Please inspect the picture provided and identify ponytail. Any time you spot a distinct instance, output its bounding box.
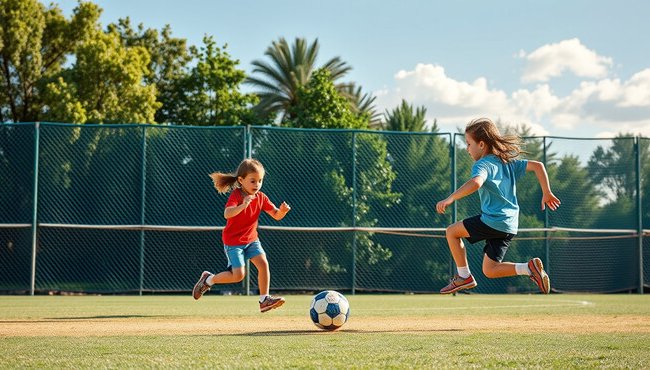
[209,172,239,194]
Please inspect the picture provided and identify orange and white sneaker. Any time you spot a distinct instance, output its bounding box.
[440,274,477,294]
[528,258,550,294]
[259,295,285,313]
[192,271,211,300]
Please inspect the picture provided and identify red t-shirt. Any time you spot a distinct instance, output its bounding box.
[222,189,276,246]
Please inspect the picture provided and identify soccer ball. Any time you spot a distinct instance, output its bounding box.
[309,290,350,331]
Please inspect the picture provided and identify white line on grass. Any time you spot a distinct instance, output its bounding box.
[284,300,593,313]
[351,300,594,312]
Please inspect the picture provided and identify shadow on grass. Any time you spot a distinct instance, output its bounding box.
[230,328,464,336]
[3,314,167,322]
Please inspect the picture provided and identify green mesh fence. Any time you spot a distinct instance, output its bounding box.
[0,124,35,292]
[0,123,647,294]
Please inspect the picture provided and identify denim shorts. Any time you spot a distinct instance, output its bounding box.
[223,240,265,269]
[463,215,515,262]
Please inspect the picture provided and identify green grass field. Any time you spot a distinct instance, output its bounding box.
[1,294,649,368]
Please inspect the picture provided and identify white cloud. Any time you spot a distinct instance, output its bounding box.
[547,69,650,133]
[619,69,650,107]
[373,62,650,138]
[375,63,549,135]
[520,38,613,83]
[392,64,509,108]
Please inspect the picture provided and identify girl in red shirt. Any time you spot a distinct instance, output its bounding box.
[192,158,291,313]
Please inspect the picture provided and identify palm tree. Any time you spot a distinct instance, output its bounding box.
[246,37,351,122]
[382,100,431,132]
[339,83,381,128]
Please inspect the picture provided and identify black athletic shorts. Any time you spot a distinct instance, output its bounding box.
[462,215,515,262]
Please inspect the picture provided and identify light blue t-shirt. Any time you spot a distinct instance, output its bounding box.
[470,154,528,234]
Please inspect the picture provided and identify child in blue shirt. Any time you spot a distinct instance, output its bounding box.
[436,118,561,294]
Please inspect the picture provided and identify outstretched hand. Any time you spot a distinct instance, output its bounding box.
[436,197,454,214]
[279,201,291,213]
[242,194,255,207]
[542,192,561,211]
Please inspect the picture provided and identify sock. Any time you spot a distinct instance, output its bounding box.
[205,274,215,286]
[515,263,531,276]
[259,294,269,303]
[457,266,471,279]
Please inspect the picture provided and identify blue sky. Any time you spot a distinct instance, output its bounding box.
[58,0,650,137]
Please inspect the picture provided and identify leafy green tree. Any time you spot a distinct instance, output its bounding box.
[642,138,650,228]
[588,135,649,228]
[382,99,428,132]
[530,155,600,238]
[160,36,257,126]
[339,83,381,128]
[511,127,555,227]
[256,69,399,275]
[381,100,448,228]
[589,135,647,200]
[42,28,159,123]
[246,37,351,122]
[379,100,452,288]
[0,0,99,122]
[107,18,192,124]
[287,69,367,129]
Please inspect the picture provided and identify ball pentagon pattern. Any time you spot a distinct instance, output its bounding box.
[309,290,350,331]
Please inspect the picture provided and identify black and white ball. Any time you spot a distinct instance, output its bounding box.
[309,290,350,331]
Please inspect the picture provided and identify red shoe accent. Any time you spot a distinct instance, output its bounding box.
[440,274,477,294]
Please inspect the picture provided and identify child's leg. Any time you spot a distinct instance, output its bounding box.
[445,221,471,271]
[440,221,478,294]
[194,267,245,301]
[250,254,270,296]
[481,254,517,278]
[250,253,285,312]
[207,267,246,285]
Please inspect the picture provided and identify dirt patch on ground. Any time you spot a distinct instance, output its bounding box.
[1,314,648,337]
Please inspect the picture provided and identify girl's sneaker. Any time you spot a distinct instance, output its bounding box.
[192,271,211,300]
[259,295,285,312]
[440,274,477,294]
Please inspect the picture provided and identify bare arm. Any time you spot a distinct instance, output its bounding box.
[266,201,291,221]
[436,176,484,214]
[526,160,561,211]
[224,195,255,219]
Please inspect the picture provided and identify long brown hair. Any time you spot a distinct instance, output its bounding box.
[209,158,265,194]
[465,118,523,162]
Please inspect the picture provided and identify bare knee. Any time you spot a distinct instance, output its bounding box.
[231,268,246,282]
[482,266,499,279]
[445,222,467,239]
[251,254,269,272]
[482,259,499,279]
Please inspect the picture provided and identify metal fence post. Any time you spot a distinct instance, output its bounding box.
[30,122,41,296]
[636,137,644,294]
[543,137,550,275]
[351,131,357,295]
[138,125,147,295]
[450,134,457,277]
[245,125,251,296]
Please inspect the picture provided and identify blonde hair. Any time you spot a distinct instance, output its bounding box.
[209,158,265,194]
[465,118,523,162]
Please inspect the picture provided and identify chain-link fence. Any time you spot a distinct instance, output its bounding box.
[0,123,647,294]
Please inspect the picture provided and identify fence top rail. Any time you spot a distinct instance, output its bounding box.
[3,122,648,140]
[0,122,248,130]
[523,227,639,234]
[452,132,647,141]
[21,223,642,234]
[251,125,453,137]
